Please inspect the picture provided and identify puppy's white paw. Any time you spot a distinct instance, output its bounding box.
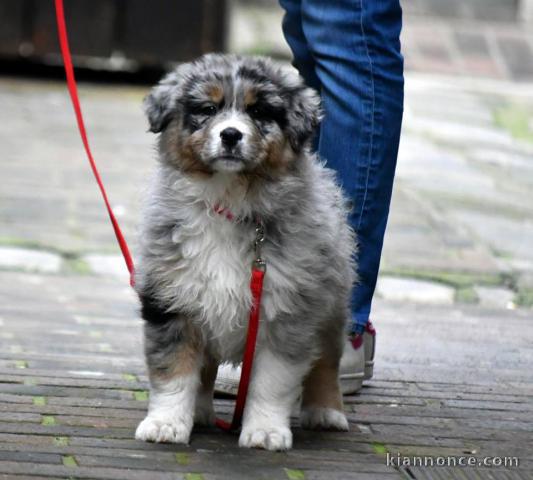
[135,415,191,444]
[239,424,292,451]
[300,407,349,431]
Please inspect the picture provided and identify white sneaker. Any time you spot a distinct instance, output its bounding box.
[339,334,365,394]
[340,321,376,394]
[214,321,376,397]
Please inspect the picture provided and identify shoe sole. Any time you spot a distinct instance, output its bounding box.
[339,371,364,395]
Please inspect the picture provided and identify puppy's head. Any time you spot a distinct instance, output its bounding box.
[144,54,321,176]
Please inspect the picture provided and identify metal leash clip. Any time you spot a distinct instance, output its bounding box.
[253,222,267,272]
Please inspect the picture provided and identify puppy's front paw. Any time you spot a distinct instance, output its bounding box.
[300,407,349,431]
[239,424,292,451]
[135,415,192,444]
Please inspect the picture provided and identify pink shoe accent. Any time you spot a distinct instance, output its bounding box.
[350,334,363,349]
[365,321,376,336]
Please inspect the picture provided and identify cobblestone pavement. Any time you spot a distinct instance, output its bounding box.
[0,45,533,478]
[0,270,531,479]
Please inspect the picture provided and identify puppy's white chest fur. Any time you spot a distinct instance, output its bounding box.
[167,193,260,359]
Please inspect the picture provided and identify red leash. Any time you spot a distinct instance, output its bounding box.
[54,0,135,286]
[54,0,265,432]
[216,265,265,431]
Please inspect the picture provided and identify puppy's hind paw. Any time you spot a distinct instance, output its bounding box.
[135,415,191,444]
[300,407,349,431]
[239,425,292,451]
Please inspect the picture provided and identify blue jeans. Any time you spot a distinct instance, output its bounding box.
[279,0,404,333]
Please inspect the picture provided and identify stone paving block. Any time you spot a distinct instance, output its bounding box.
[0,402,144,420]
[0,411,42,423]
[0,421,134,440]
[448,209,533,262]
[517,271,533,290]
[375,276,455,304]
[405,114,514,148]
[0,247,62,273]
[454,31,502,77]
[474,285,515,309]
[455,31,491,57]
[351,394,427,408]
[403,0,518,22]
[83,253,131,281]
[497,36,533,80]
[0,451,61,465]
[0,372,147,391]
[417,36,453,63]
[0,383,138,401]
[4,362,144,382]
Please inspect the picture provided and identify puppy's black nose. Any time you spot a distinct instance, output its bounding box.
[220,127,243,147]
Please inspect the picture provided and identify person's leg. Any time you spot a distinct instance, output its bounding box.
[279,0,321,92]
[300,0,404,334]
[214,0,403,397]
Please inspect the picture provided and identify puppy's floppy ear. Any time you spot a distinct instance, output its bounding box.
[143,84,174,133]
[286,86,322,152]
[143,64,191,133]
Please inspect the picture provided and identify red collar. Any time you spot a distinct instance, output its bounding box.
[213,203,263,227]
[213,203,236,221]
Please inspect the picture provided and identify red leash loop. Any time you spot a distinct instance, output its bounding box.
[55,1,265,432]
[54,0,135,286]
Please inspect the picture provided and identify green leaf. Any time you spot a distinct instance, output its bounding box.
[53,436,70,447]
[175,452,190,465]
[14,360,28,369]
[122,373,138,382]
[133,390,149,401]
[42,415,56,426]
[494,104,533,142]
[184,474,205,480]
[62,455,78,467]
[285,469,305,480]
[33,396,46,406]
[372,442,388,455]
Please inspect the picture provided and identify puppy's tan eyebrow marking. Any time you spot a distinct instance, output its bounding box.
[244,88,257,108]
[205,84,224,104]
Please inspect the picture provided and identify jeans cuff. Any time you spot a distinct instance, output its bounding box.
[350,317,369,335]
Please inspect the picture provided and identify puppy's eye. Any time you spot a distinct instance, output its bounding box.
[247,103,286,128]
[200,105,217,116]
[247,105,262,118]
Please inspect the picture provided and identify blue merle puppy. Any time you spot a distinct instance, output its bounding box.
[134,54,356,451]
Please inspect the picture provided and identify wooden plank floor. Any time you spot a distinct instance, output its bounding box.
[0,271,532,480]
